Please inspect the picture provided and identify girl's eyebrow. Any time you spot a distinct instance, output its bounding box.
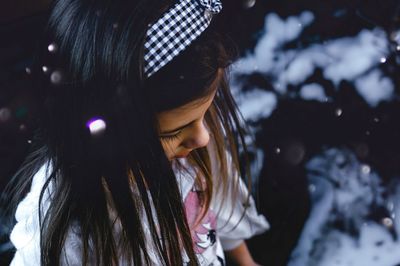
[160,121,194,135]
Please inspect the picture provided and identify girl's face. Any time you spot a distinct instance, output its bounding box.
[157,91,216,160]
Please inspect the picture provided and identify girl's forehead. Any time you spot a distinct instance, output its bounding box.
[173,90,216,113]
[182,91,216,110]
[164,90,216,114]
[157,92,215,131]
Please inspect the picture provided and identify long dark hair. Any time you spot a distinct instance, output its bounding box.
[3,0,251,265]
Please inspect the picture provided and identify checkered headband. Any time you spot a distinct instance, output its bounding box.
[144,0,222,77]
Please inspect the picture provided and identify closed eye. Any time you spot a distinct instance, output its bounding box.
[159,131,182,142]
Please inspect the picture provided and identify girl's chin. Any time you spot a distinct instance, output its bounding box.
[169,151,191,160]
[174,154,188,159]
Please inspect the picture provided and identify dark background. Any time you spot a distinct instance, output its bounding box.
[1,0,400,265]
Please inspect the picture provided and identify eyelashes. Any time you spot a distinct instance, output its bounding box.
[160,131,181,142]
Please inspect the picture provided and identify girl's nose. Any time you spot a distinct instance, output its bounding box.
[183,122,210,150]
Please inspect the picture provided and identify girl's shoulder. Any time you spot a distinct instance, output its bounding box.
[9,162,53,265]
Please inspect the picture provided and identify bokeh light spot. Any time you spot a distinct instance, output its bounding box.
[48,43,58,53]
[86,118,107,135]
[50,70,64,85]
[0,108,11,123]
[382,217,393,228]
[335,108,343,117]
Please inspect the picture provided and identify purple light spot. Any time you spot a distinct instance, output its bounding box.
[86,118,106,135]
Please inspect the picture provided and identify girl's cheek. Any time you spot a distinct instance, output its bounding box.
[161,139,179,158]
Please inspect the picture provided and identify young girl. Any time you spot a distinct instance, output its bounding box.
[5,0,269,265]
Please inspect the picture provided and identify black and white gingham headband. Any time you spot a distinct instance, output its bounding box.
[144,0,222,77]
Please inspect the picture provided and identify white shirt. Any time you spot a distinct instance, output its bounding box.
[10,159,269,265]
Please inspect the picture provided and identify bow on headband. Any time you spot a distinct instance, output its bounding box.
[144,0,223,77]
[198,0,223,14]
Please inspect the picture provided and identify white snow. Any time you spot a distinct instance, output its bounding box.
[314,223,400,266]
[299,83,328,102]
[288,148,400,266]
[232,11,315,93]
[229,11,398,265]
[231,13,393,112]
[322,29,388,85]
[235,88,278,121]
[354,69,395,107]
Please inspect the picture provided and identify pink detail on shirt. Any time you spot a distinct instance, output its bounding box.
[184,190,217,254]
